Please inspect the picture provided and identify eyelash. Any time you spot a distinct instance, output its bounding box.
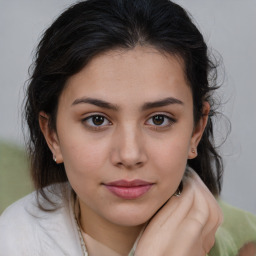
[82,113,176,131]
[82,114,112,131]
[145,114,176,130]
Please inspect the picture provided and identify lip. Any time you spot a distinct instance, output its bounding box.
[104,179,154,200]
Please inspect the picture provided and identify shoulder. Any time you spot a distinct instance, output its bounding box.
[0,184,67,227]
[0,191,39,228]
[0,191,40,255]
[209,200,256,256]
[0,183,82,255]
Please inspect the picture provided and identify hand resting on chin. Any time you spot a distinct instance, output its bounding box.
[135,169,223,256]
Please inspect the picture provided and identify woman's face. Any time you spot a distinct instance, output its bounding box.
[43,46,207,227]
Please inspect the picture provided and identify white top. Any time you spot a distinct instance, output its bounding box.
[0,184,85,256]
[2,183,256,255]
[0,183,138,256]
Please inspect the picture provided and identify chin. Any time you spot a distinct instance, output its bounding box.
[105,206,156,227]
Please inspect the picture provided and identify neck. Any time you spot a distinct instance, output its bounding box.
[78,199,144,255]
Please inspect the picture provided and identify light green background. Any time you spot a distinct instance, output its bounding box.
[0,141,33,213]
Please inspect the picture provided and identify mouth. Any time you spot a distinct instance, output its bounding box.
[103,179,154,200]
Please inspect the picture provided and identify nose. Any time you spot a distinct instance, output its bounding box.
[110,125,147,169]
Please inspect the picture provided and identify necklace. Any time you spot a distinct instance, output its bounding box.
[73,194,88,256]
[73,195,140,256]
[74,213,88,256]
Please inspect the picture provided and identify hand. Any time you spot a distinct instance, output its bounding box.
[135,169,223,256]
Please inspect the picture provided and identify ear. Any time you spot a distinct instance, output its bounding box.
[188,102,210,159]
[39,111,63,164]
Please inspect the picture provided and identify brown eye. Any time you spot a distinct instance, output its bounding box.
[146,114,176,128]
[92,115,105,126]
[152,115,165,125]
[83,114,111,128]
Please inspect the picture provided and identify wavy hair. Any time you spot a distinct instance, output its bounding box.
[25,0,223,203]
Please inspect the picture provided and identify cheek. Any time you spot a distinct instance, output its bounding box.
[151,134,191,168]
[148,132,191,186]
[59,137,110,198]
[59,133,110,177]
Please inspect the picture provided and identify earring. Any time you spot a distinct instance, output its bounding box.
[191,148,196,154]
[53,155,57,162]
[174,181,183,197]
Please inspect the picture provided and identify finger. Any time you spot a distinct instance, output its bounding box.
[184,171,211,227]
[188,169,223,252]
[145,177,197,229]
[188,169,223,230]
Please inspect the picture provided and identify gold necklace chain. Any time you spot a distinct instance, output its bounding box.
[74,214,88,256]
[73,194,88,256]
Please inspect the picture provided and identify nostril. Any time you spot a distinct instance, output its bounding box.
[135,161,143,167]
[116,162,123,167]
[115,161,143,169]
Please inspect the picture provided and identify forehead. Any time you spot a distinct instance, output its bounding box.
[61,46,192,106]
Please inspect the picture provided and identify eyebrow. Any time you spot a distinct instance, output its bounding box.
[141,97,184,111]
[72,97,119,111]
[71,96,183,111]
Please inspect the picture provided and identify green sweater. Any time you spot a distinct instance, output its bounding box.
[209,200,256,256]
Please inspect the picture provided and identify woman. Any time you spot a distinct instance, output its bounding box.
[0,0,255,255]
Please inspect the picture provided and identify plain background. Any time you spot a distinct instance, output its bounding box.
[0,0,255,213]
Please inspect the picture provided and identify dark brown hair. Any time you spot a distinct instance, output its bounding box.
[25,0,223,203]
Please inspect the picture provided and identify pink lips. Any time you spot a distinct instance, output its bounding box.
[104,179,153,200]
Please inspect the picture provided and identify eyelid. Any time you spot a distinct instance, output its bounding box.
[145,111,176,120]
[82,111,111,119]
[145,112,177,128]
[82,112,112,130]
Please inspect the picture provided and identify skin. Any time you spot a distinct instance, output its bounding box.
[239,242,256,256]
[40,46,222,255]
[135,169,222,256]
